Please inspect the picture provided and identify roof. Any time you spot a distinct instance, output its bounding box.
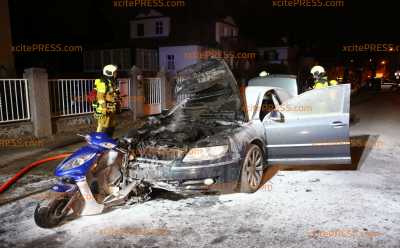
[248,75,298,97]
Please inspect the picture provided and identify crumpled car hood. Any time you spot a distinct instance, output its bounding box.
[126,59,246,158]
[174,58,246,122]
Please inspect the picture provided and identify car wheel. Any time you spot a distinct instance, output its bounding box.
[239,144,264,193]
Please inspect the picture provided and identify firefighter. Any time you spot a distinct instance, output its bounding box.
[311,65,329,89]
[310,66,340,89]
[93,64,121,137]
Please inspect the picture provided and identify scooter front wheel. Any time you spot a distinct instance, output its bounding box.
[34,197,71,228]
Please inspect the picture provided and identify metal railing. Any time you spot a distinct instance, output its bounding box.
[49,79,95,117]
[144,78,162,104]
[0,79,30,123]
[49,78,130,118]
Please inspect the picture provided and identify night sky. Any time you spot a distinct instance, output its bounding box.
[7,0,400,73]
[9,0,400,43]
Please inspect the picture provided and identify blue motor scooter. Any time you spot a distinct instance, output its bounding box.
[34,132,147,228]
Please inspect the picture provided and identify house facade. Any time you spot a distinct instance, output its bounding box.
[82,11,255,78]
[83,10,167,75]
[257,46,299,74]
[157,16,254,77]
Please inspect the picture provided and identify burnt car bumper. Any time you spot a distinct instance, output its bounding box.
[129,157,242,193]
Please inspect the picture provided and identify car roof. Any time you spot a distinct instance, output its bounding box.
[248,75,298,97]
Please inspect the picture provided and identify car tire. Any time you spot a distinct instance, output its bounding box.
[239,144,264,193]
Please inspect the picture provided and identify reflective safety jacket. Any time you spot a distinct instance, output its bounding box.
[313,81,329,89]
[92,77,121,115]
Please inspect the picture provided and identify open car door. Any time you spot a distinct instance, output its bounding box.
[263,84,351,165]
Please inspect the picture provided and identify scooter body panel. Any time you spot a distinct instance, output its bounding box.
[53,132,117,190]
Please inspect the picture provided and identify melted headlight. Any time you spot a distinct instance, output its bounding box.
[182,145,228,162]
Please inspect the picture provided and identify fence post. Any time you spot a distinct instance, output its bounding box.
[129,66,144,120]
[157,70,167,110]
[23,68,52,138]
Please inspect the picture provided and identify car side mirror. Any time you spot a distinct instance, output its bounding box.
[269,110,284,122]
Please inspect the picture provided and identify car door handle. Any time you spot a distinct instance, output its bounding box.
[330,121,346,128]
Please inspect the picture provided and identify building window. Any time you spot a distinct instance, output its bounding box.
[136,49,158,71]
[264,50,279,61]
[120,48,131,70]
[83,51,95,72]
[93,51,101,70]
[143,52,150,69]
[155,21,163,34]
[137,23,144,36]
[111,49,121,65]
[102,50,111,65]
[167,55,175,70]
[263,51,269,60]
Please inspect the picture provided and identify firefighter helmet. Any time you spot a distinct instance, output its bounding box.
[103,64,118,77]
[310,65,325,77]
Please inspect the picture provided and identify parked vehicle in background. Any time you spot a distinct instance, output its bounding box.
[368,78,382,91]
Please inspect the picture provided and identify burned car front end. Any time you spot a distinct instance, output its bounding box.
[128,131,243,193]
[125,59,255,193]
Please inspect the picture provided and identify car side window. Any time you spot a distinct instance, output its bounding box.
[260,91,277,121]
[279,85,348,116]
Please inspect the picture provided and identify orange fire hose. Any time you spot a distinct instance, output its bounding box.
[0,153,72,194]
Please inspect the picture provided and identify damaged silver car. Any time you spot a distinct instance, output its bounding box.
[33,59,352,228]
[124,58,351,194]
